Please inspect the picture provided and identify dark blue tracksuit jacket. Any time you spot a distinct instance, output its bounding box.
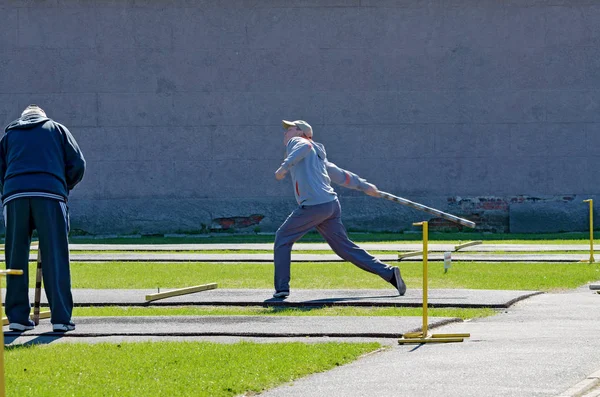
[0,115,86,203]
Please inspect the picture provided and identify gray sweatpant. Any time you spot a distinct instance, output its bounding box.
[4,197,73,325]
[274,199,394,293]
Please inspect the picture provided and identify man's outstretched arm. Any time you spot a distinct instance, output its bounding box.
[326,161,379,196]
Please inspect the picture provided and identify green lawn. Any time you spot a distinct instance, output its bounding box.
[16,261,598,292]
[5,341,381,397]
[73,305,497,320]
[6,232,596,397]
[5,249,597,255]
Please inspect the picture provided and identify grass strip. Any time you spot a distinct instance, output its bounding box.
[5,249,596,255]
[6,341,380,397]
[73,305,497,320]
[23,261,599,291]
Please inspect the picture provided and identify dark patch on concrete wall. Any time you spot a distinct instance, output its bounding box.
[211,214,265,231]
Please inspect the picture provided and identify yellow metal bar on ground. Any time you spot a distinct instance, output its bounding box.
[145,283,218,302]
[398,250,423,260]
[402,332,425,339]
[2,310,51,326]
[584,199,595,263]
[398,337,465,344]
[454,241,483,251]
[432,333,471,338]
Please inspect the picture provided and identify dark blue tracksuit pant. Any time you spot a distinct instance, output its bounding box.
[4,197,73,325]
[274,199,395,293]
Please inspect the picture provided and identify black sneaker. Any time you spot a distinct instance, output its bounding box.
[273,291,289,299]
[390,267,407,296]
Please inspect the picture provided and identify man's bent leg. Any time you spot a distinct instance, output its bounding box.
[4,199,34,324]
[274,202,335,293]
[30,198,73,325]
[315,200,394,281]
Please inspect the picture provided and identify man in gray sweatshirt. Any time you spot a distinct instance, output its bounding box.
[273,120,406,298]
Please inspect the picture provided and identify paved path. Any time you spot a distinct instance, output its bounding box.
[257,286,600,397]
[6,288,541,309]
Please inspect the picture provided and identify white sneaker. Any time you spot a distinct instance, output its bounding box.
[8,322,34,331]
[53,322,75,332]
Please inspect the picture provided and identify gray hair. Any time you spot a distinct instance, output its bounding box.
[21,105,46,117]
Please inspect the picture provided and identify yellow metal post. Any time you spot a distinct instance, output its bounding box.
[422,221,428,337]
[399,222,470,345]
[0,269,24,397]
[584,200,595,263]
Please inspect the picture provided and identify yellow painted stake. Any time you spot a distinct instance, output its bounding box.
[584,199,595,263]
[399,222,470,345]
[421,221,428,337]
[0,269,24,397]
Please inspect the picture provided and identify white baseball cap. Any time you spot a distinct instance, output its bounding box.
[282,120,313,138]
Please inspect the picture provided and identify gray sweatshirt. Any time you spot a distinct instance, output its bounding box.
[279,137,372,206]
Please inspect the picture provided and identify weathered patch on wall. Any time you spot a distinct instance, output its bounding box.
[211,214,265,230]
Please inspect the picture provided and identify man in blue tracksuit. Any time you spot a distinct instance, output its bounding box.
[1,105,86,332]
[273,120,406,298]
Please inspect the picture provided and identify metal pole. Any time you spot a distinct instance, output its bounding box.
[584,199,595,263]
[379,191,476,229]
[33,247,42,325]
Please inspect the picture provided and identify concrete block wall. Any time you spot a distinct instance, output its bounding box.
[1,0,599,234]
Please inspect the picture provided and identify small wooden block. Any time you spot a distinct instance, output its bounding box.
[0,269,23,276]
[145,283,218,302]
[2,310,50,326]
